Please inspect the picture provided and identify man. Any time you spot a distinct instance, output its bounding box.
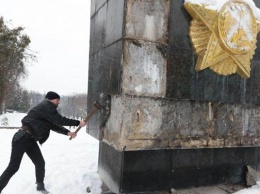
[0,91,86,194]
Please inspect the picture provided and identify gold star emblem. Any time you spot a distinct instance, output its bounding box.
[184,0,260,78]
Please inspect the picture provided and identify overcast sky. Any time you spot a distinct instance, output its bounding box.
[0,0,91,95]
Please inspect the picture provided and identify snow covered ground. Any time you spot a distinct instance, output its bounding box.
[0,112,260,194]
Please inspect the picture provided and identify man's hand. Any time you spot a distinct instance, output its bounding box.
[68,132,77,139]
[79,120,87,127]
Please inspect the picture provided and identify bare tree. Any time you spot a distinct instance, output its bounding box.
[0,17,36,113]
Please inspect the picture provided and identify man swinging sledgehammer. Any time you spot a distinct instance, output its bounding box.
[0,91,87,194]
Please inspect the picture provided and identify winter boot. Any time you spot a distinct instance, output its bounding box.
[36,182,49,194]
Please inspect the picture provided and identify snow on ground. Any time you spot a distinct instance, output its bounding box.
[233,185,260,194]
[1,112,260,194]
[0,112,26,127]
[0,112,102,194]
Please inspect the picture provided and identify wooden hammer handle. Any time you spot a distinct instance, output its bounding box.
[69,107,99,140]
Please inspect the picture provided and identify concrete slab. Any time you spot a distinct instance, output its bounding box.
[101,184,245,194]
[174,184,245,194]
[174,187,227,194]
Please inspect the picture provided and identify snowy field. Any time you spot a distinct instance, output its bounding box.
[0,112,102,194]
[1,112,260,194]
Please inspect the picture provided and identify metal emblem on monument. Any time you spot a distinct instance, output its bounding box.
[184,0,260,78]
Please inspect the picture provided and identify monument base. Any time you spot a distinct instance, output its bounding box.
[98,141,259,193]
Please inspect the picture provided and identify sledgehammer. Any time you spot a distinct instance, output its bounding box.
[69,101,103,140]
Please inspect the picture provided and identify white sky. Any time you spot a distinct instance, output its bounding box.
[0,0,91,95]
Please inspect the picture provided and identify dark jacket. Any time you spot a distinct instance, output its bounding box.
[22,99,80,144]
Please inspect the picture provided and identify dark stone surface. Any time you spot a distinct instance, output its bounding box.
[101,40,123,94]
[246,61,260,105]
[98,141,122,194]
[87,41,122,138]
[99,142,260,193]
[89,0,124,95]
[254,32,260,61]
[92,3,107,54]
[105,0,125,46]
[86,93,101,138]
[88,1,124,139]
[96,0,107,12]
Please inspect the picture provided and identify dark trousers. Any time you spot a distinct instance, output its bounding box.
[0,130,45,192]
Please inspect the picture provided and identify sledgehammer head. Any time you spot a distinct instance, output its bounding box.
[94,101,104,110]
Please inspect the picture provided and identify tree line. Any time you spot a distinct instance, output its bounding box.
[3,90,88,119]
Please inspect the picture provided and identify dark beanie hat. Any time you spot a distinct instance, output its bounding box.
[45,91,60,100]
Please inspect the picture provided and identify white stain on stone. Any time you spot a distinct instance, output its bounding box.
[123,41,166,97]
[135,85,143,92]
[144,15,156,41]
[143,15,164,42]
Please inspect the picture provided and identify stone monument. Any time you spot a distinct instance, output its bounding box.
[88,0,260,193]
